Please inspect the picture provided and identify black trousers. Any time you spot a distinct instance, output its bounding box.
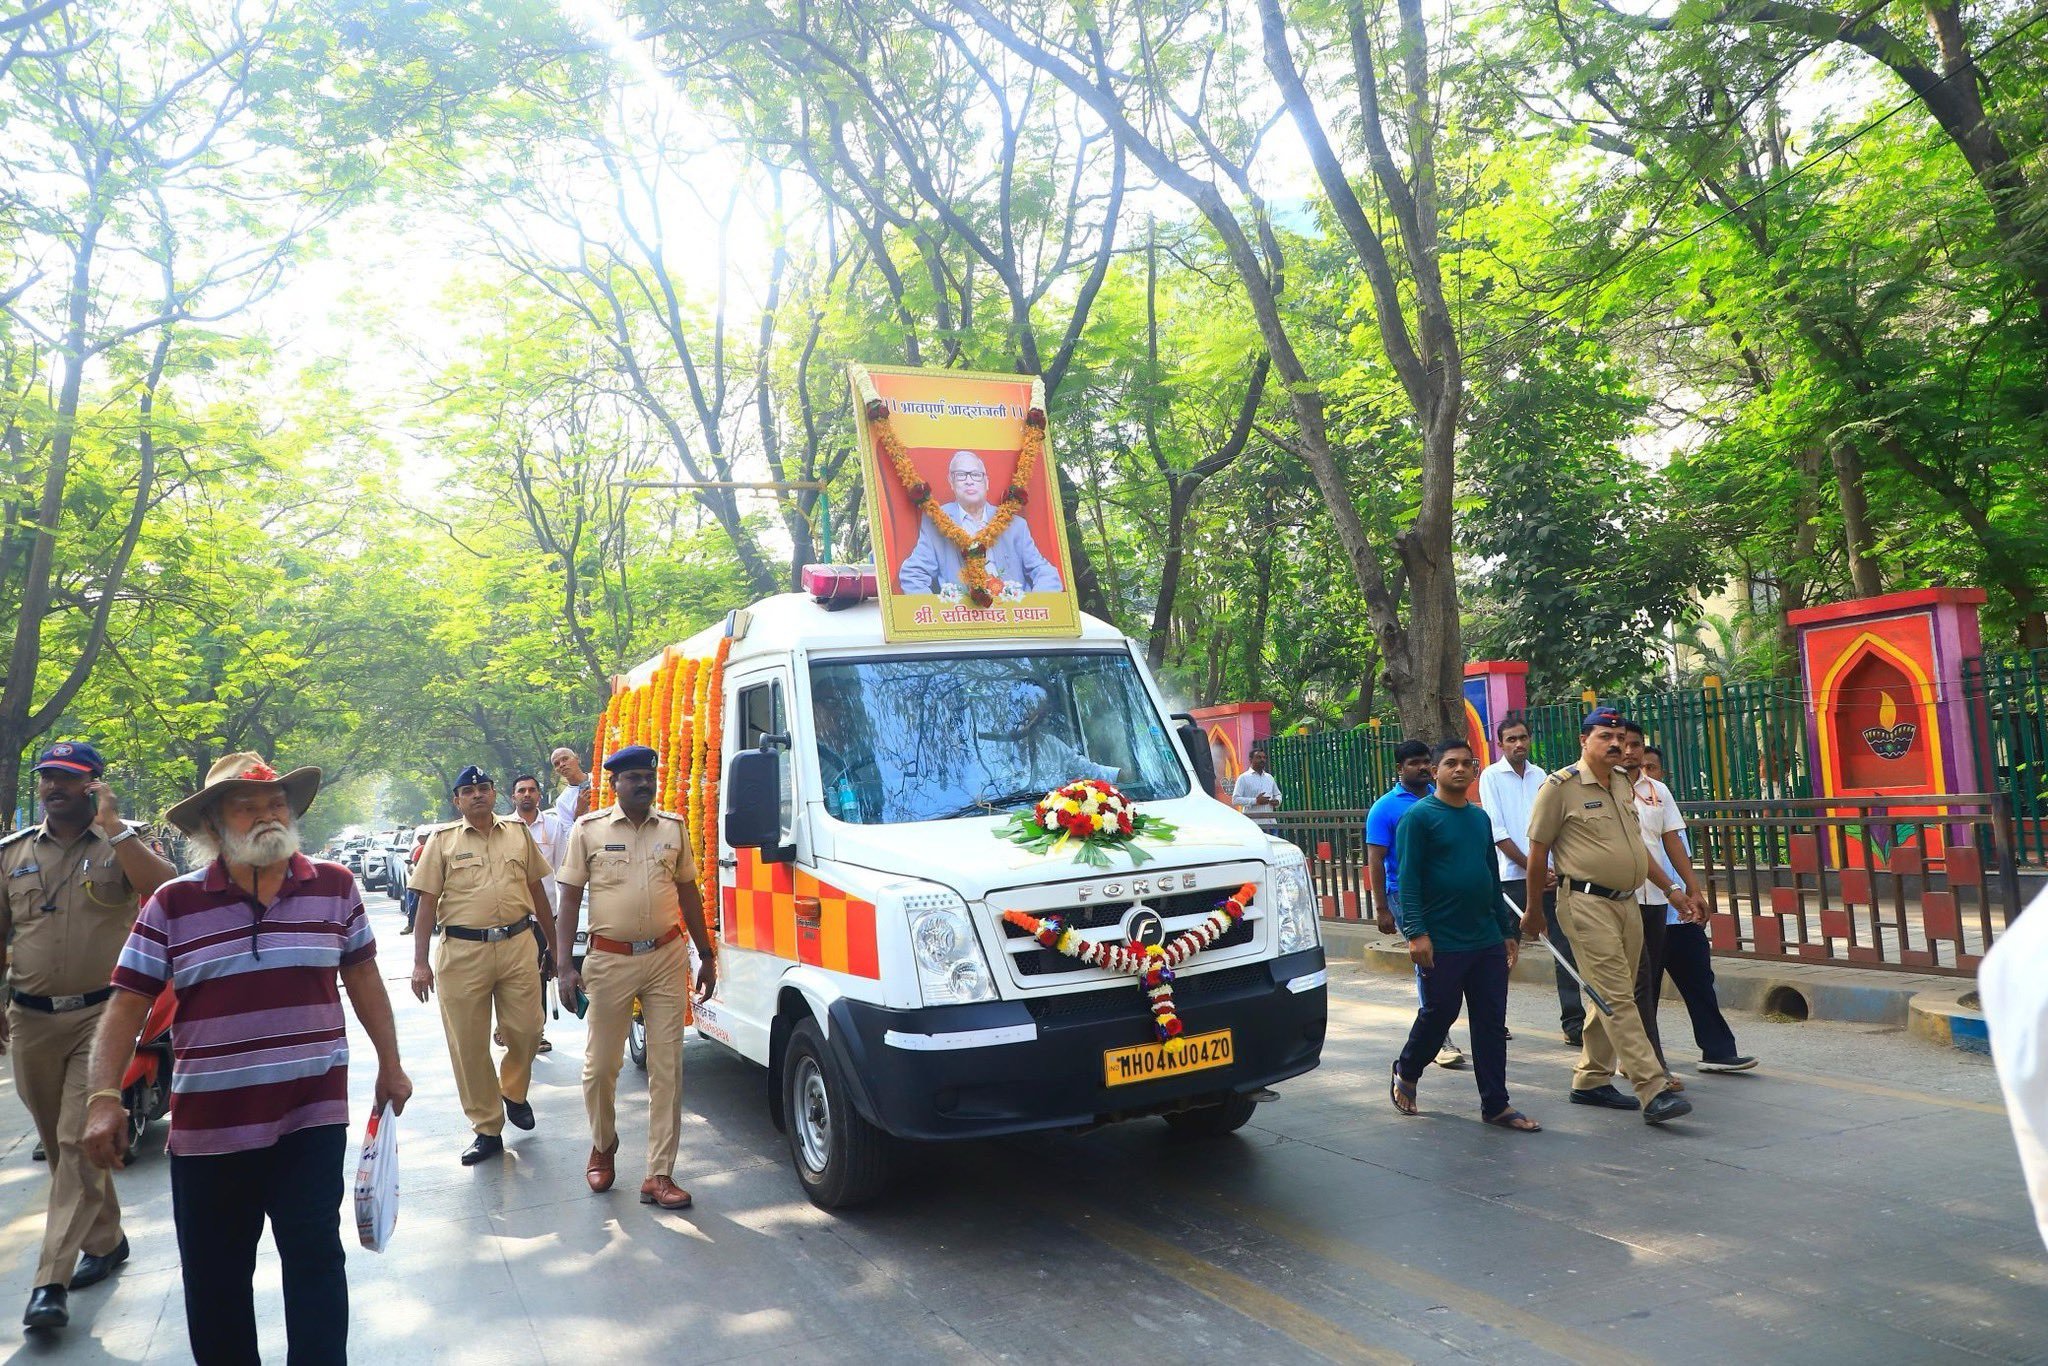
[170,1123,348,1365]
[1660,921,1741,1061]
[1505,879,1582,1035]
[1395,943,1512,1116]
[1634,904,1670,1071]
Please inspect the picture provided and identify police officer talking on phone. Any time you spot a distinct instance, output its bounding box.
[0,742,174,1332]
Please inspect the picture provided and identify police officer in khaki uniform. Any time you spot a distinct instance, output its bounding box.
[2,742,174,1330]
[409,765,557,1164]
[1523,709,1698,1125]
[554,746,716,1210]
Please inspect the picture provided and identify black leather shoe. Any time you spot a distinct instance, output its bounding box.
[32,1141,45,1162]
[503,1096,536,1131]
[23,1284,67,1329]
[69,1236,129,1289]
[460,1133,504,1165]
[1562,1028,1583,1048]
[1644,1090,1694,1125]
[1568,1084,1640,1110]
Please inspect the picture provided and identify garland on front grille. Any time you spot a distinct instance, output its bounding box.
[1000,883,1254,1041]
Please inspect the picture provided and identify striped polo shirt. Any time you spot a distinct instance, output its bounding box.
[110,853,375,1156]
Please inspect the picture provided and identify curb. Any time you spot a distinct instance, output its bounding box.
[1319,920,1978,1038]
[1907,988,1991,1055]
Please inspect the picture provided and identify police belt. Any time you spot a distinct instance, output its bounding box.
[11,986,114,1014]
[1563,878,1635,902]
[588,926,682,956]
[441,917,535,943]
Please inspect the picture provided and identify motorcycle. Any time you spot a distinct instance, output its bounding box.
[119,983,176,1156]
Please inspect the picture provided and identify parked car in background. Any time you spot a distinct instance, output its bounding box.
[337,836,376,880]
[359,829,412,891]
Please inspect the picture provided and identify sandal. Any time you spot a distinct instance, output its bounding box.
[1484,1108,1542,1132]
[1390,1063,1419,1116]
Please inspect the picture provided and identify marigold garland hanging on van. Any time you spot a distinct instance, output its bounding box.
[997,778,1177,868]
[1001,883,1253,1040]
[864,395,1047,607]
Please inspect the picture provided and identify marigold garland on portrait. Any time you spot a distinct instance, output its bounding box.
[863,389,1048,608]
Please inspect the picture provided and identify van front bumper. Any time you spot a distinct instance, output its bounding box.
[823,949,1327,1141]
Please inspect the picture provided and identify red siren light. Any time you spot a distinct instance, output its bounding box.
[802,564,878,609]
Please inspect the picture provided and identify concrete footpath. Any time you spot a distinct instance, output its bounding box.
[1,892,2044,1363]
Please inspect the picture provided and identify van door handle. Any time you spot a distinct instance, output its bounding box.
[718,857,737,870]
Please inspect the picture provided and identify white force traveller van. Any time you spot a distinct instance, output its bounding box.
[636,589,1327,1208]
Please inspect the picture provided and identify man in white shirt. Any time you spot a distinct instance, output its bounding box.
[1621,724,1725,1088]
[508,774,562,1055]
[1479,714,1583,1046]
[550,747,592,833]
[1230,748,1282,823]
[1640,744,1756,1074]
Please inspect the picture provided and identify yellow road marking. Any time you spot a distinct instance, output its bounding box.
[1066,1208,1408,1365]
[1197,1193,1647,1366]
[1324,989,2009,1117]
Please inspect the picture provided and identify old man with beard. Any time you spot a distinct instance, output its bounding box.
[81,753,412,1366]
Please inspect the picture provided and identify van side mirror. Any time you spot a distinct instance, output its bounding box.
[1173,715,1218,799]
[724,748,793,862]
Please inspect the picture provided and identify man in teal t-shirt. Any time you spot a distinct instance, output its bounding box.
[1388,738,1539,1131]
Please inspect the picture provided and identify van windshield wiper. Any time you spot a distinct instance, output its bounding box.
[940,789,1048,820]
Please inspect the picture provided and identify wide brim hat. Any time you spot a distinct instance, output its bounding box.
[165,752,323,835]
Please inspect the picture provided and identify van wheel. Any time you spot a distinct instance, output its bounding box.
[629,1017,647,1070]
[783,1018,892,1208]
[1164,1092,1259,1137]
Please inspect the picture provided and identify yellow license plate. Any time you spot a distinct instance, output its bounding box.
[1102,1028,1234,1088]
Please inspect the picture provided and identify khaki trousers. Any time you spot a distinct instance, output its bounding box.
[435,933,542,1136]
[583,937,687,1179]
[1557,890,1669,1106]
[10,1002,123,1287]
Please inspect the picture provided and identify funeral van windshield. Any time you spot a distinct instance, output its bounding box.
[809,651,1189,825]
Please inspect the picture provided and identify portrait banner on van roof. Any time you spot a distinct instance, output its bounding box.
[849,363,1084,643]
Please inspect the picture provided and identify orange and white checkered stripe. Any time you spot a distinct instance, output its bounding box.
[722,849,881,979]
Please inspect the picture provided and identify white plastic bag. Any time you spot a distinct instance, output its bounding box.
[353,1101,399,1252]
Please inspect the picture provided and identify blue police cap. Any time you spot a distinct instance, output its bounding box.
[603,745,659,773]
[1581,706,1625,732]
[32,741,105,778]
[452,764,495,791]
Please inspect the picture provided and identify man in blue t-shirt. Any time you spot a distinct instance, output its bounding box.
[1367,740,1467,1069]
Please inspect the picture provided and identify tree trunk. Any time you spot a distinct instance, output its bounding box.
[1829,440,1884,597]
[1147,480,1194,672]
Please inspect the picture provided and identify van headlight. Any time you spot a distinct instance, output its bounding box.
[902,889,997,1006]
[1269,856,1321,954]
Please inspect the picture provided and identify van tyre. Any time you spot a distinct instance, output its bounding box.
[629,1017,647,1070]
[1164,1091,1259,1137]
[783,1018,893,1208]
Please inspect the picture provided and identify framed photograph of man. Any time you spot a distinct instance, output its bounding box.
[849,363,1083,642]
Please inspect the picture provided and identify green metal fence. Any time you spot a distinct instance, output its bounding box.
[1267,727,1402,811]
[1270,678,1810,808]
[1964,648,2048,865]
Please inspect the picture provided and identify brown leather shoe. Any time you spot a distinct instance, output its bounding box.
[585,1144,617,1194]
[638,1175,692,1209]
